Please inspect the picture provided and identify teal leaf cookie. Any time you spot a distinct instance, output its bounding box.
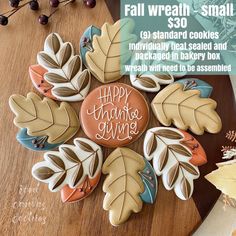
[176,78,213,98]
[17,128,62,151]
[139,158,158,204]
[80,25,101,67]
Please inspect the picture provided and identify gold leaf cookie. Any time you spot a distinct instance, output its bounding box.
[9,92,79,144]
[102,148,145,226]
[151,83,222,135]
[86,18,137,83]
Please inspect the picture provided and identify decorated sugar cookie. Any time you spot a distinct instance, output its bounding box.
[139,158,158,204]
[80,83,149,148]
[37,33,91,102]
[80,25,101,67]
[9,92,79,151]
[144,127,204,200]
[130,38,174,93]
[29,64,57,100]
[32,138,103,200]
[84,18,137,83]
[130,70,174,93]
[129,40,197,92]
[151,83,222,135]
[102,148,145,226]
[176,78,213,98]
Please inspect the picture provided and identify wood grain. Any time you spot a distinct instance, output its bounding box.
[0,0,234,236]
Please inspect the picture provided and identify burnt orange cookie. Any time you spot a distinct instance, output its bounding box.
[61,173,101,203]
[80,83,149,148]
[29,65,56,100]
[180,130,207,166]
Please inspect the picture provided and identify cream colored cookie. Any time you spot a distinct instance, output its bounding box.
[151,83,222,135]
[102,148,145,226]
[85,18,137,83]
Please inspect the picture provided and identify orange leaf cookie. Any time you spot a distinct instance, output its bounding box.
[29,64,56,100]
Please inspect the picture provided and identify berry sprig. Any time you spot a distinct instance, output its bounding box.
[0,0,39,26]
[0,0,96,26]
[38,0,96,25]
[39,0,72,25]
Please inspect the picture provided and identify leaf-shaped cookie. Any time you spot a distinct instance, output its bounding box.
[139,158,158,204]
[16,128,63,151]
[61,173,101,203]
[32,138,103,193]
[29,64,56,100]
[102,148,145,226]
[37,33,91,102]
[154,40,196,78]
[9,92,79,147]
[151,83,222,135]
[176,78,213,98]
[144,127,207,167]
[144,127,202,200]
[205,161,236,200]
[129,38,174,92]
[85,18,137,83]
[130,70,174,93]
[80,25,101,66]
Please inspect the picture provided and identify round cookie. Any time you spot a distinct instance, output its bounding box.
[80,83,149,148]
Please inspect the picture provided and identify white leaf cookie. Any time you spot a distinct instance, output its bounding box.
[37,33,91,102]
[32,138,103,192]
[143,127,200,200]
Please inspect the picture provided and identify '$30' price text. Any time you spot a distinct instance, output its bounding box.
[168,17,188,29]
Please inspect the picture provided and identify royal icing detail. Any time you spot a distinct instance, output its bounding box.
[80,83,149,148]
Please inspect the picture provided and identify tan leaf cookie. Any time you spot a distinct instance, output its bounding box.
[102,148,145,226]
[9,92,79,146]
[85,18,137,83]
[151,83,222,135]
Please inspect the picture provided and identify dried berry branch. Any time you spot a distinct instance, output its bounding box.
[39,0,96,25]
[0,0,96,26]
[0,0,39,26]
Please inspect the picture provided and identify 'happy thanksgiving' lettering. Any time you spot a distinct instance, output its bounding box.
[87,86,143,141]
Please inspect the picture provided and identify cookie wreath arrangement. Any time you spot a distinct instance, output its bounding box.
[9,18,223,226]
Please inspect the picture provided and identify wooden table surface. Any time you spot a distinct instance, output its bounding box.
[1,1,235,235]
